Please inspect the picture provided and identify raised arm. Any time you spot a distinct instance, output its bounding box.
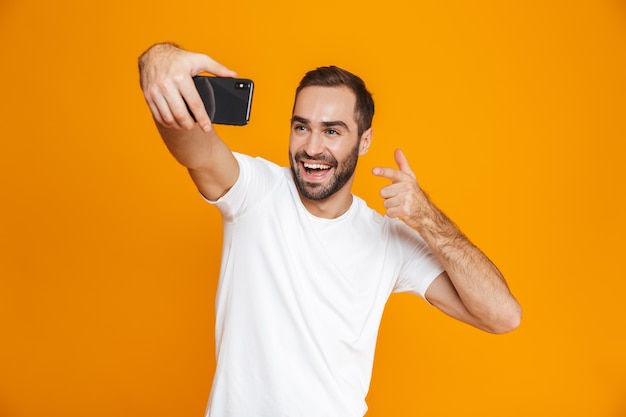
[138,43,239,200]
[373,149,522,334]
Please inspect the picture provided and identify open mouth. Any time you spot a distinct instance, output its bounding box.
[302,162,332,179]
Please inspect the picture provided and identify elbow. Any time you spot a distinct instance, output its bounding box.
[484,301,522,334]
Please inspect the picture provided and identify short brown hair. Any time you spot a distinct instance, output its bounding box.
[294,66,375,138]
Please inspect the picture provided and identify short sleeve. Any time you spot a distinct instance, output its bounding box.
[204,152,284,222]
[391,220,445,298]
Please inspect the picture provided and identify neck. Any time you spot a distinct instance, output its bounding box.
[301,193,353,219]
[299,180,355,219]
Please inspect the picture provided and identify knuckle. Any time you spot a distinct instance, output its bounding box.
[144,85,159,101]
[161,113,176,126]
[171,108,191,123]
[171,107,186,119]
[154,76,171,91]
[171,72,187,85]
[179,118,196,130]
[187,100,204,114]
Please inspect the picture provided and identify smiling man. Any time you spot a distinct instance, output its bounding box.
[138,42,521,417]
[289,77,372,217]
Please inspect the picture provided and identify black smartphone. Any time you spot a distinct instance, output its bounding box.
[191,75,254,126]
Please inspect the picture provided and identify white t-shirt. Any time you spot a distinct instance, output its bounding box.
[205,153,444,417]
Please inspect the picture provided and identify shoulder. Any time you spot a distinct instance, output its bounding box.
[212,153,292,220]
[233,152,283,175]
[232,152,292,191]
[348,196,392,238]
[352,196,428,248]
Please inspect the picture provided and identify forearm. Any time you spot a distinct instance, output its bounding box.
[410,198,521,332]
[156,122,219,170]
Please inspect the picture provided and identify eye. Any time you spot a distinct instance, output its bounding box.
[294,124,307,132]
[326,128,339,136]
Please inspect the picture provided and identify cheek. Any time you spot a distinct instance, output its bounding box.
[288,136,297,154]
[288,138,303,161]
[289,133,309,152]
[331,140,358,158]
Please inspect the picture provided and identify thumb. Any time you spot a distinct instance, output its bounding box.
[394,149,416,179]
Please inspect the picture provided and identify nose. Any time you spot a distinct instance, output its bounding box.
[303,130,324,156]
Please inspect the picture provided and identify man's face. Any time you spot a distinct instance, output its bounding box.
[289,86,370,202]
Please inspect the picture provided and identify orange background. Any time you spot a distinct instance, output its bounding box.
[1,1,625,416]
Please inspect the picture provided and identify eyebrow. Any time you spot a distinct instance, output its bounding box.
[291,116,351,131]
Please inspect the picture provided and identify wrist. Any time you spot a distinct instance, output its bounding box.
[409,199,452,238]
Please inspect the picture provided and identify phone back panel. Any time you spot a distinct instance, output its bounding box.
[193,76,254,126]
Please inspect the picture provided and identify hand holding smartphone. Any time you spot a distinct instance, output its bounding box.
[190,76,254,126]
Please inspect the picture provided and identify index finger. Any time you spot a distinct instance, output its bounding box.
[372,166,406,182]
[180,78,212,131]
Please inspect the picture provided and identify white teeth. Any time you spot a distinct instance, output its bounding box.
[304,163,331,170]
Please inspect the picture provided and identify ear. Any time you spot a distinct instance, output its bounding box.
[358,127,373,156]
